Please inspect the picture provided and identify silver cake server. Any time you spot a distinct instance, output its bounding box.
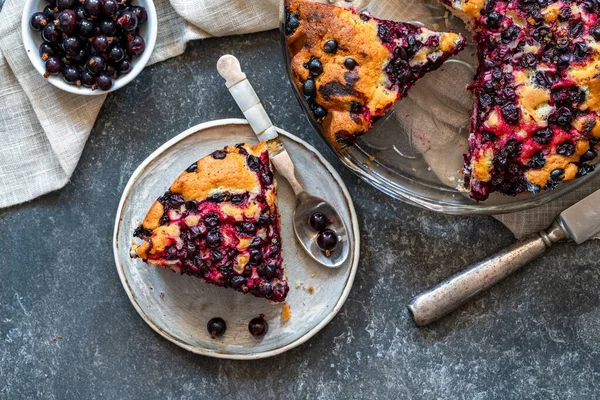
[408,188,600,326]
[216,54,350,268]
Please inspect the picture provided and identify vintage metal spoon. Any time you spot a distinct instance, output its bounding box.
[408,188,600,326]
[217,55,349,268]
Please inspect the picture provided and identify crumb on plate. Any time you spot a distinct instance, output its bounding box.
[282,304,292,322]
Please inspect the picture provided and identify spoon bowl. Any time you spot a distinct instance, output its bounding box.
[216,54,349,268]
[293,192,350,268]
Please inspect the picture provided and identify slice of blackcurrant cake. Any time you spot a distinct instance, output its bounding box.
[131,142,289,302]
[284,0,467,150]
[439,0,600,200]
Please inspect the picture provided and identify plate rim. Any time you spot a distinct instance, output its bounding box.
[113,118,360,360]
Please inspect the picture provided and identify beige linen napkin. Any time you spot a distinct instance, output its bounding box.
[0,0,278,209]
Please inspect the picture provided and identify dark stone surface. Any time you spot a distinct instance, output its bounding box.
[1,31,599,399]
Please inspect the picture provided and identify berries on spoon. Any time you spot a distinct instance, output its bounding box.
[317,229,338,256]
[248,315,268,337]
[309,212,328,231]
[207,317,227,339]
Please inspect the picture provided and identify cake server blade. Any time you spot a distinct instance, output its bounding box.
[408,187,600,326]
[558,188,600,244]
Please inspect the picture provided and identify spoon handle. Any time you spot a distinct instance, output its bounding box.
[217,54,305,196]
[216,54,279,143]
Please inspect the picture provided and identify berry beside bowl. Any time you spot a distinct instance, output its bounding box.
[21,0,157,95]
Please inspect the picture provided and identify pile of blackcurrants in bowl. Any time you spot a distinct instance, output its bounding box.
[29,0,148,91]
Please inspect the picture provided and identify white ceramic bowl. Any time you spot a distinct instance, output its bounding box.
[21,0,157,95]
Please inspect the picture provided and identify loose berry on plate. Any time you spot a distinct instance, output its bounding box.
[248,315,268,337]
[207,318,226,339]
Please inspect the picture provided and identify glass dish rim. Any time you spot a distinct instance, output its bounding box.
[278,0,600,216]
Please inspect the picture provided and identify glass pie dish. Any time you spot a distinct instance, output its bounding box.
[279,0,600,215]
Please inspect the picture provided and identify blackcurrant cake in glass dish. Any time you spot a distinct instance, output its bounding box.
[283,0,467,150]
[131,142,289,303]
[438,0,600,200]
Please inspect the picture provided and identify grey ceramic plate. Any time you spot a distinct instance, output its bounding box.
[113,119,360,359]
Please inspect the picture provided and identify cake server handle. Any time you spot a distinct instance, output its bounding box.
[216,54,305,196]
[407,221,568,326]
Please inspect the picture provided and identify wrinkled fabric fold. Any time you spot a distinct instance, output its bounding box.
[0,0,276,208]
